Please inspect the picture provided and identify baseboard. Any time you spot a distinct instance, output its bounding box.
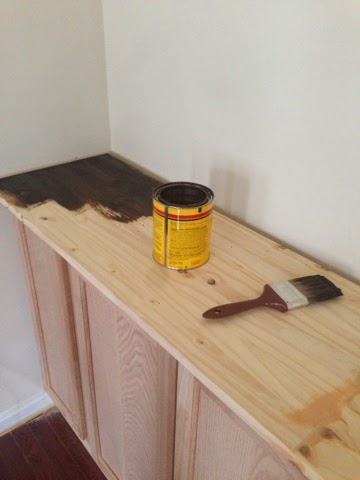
[0,391,53,434]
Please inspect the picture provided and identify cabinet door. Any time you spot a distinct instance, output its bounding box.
[69,271,177,480]
[18,224,86,439]
[175,365,306,480]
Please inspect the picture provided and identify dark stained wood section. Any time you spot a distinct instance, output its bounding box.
[0,154,160,223]
[0,409,107,480]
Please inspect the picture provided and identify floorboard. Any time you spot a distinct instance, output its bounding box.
[46,413,107,480]
[29,416,87,480]
[0,433,37,480]
[0,409,107,480]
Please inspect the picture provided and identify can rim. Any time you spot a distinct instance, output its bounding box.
[153,182,214,208]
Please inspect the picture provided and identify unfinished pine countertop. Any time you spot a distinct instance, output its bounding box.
[1,154,360,480]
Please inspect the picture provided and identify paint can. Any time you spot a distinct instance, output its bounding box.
[152,182,214,269]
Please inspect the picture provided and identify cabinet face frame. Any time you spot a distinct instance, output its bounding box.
[17,222,87,439]
[68,268,98,454]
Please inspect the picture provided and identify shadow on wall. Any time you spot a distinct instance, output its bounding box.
[192,149,268,225]
[209,163,249,221]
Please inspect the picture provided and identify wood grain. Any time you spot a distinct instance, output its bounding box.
[28,416,88,480]
[46,411,107,480]
[16,222,51,391]
[19,225,86,439]
[82,281,176,480]
[0,410,107,480]
[175,366,306,480]
[2,154,360,479]
[174,364,201,480]
[11,423,65,480]
[0,154,159,222]
[193,382,306,480]
[68,267,97,454]
[0,431,37,480]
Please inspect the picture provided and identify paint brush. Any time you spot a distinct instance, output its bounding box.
[202,275,343,319]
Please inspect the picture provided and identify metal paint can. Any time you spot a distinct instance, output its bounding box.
[152,182,214,269]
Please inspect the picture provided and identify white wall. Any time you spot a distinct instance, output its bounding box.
[103,0,360,280]
[0,0,110,427]
[0,0,110,177]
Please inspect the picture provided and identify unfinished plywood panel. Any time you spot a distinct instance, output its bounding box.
[175,365,306,480]
[83,281,176,480]
[18,224,86,439]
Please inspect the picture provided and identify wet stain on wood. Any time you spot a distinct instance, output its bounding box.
[290,389,348,426]
[0,154,160,223]
[288,375,360,427]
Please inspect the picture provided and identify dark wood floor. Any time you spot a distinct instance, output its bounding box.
[0,409,107,480]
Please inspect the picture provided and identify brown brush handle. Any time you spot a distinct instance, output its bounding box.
[202,285,288,319]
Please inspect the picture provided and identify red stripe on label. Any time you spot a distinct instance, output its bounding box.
[153,206,213,220]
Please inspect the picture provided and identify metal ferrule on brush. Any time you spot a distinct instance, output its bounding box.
[269,280,309,310]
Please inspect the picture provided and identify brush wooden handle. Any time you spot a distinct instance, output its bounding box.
[202,285,288,319]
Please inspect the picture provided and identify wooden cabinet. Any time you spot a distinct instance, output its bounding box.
[19,223,176,480]
[17,222,309,480]
[18,223,307,480]
[174,365,306,480]
[18,224,86,439]
[4,153,360,480]
[69,268,176,480]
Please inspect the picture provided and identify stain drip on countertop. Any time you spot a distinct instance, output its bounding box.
[0,154,161,223]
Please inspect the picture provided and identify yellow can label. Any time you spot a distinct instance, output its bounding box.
[153,198,213,269]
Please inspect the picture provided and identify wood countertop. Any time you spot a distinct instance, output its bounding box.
[1,154,359,480]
